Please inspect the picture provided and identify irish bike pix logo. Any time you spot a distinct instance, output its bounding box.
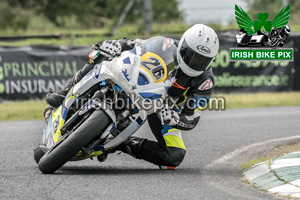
[230,4,293,62]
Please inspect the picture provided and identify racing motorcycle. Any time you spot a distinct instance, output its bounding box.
[34,37,177,174]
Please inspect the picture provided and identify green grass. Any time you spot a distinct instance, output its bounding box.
[223,92,300,109]
[0,92,300,122]
[1,10,299,47]
[0,21,189,46]
[1,21,299,47]
[241,157,272,171]
[0,100,46,122]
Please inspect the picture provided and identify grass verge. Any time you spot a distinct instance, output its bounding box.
[222,92,300,109]
[0,100,46,122]
[0,21,189,46]
[0,92,300,122]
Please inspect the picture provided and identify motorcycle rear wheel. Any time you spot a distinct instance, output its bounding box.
[38,109,111,174]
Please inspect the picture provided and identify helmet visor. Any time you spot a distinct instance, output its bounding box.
[180,40,213,72]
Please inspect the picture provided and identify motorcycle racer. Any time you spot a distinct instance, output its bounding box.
[45,24,219,169]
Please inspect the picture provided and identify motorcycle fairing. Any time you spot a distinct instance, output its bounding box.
[41,105,67,148]
[40,45,176,159]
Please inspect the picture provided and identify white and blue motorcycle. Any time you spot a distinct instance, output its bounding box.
[34,37,178,174]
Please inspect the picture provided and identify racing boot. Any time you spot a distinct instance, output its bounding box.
[97,137,147,162]
[45,85,71,108]
[122,137,147,158]
[97,151,110,162]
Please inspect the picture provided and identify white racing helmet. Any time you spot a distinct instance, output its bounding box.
[177,24,219,77]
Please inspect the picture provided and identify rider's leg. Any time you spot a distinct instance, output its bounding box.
[45,63,95,107]
[121,113,186,168]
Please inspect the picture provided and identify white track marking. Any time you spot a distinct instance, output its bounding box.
[268,184,300,197]
[290,180,300,187]
[271,158,300,169]
[243,163,270,181]
[206,135,300,168]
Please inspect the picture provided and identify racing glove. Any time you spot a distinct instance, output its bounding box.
[159,106,180,126]
[93,40,122,56]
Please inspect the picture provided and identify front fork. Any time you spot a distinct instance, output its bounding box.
[102,109,147,150]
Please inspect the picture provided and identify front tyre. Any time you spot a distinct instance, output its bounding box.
[34,145,48,164]
[38,110,111,174]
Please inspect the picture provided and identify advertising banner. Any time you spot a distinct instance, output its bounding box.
[212,39,295,93]
[0,38,297,100]
[0,46,89,100]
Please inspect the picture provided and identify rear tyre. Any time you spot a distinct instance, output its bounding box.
[38,110,111,174]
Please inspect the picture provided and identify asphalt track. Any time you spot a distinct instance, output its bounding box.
[1,106,300,200]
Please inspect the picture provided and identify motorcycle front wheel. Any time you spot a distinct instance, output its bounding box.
[38,109,111,174]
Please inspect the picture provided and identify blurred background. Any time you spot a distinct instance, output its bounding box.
[0,0,299,45]
[0,0,300,121]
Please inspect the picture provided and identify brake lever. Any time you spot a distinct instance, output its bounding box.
[98,46,115,60]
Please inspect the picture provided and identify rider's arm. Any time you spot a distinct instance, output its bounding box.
[171,95,210,131]
[73,38,140,84]
[171,72,214,131]
[93,37,141,55]
[118,38,143,50]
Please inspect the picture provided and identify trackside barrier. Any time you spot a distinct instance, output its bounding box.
[0,33,299,100]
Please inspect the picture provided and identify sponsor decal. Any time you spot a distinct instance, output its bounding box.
[162,38,174,51]
[93,64,102,79]
[198,79,213,91]
[53,116,60,134]
[89,50,100,61]
[197,45,211,54]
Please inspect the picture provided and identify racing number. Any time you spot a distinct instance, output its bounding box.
[141,57,165,82]
[140,52,167,83]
